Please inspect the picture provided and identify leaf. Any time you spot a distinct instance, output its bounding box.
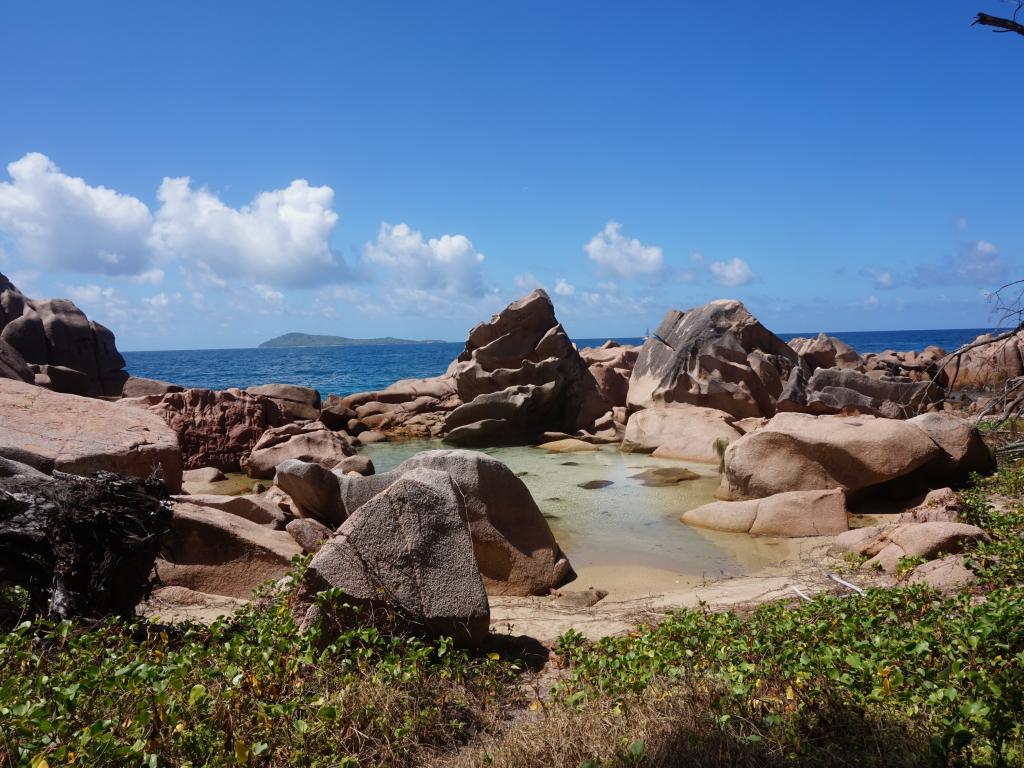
[234,740,250,765]
[252,742,269,756]
[30,755,49,768]
[188,684,207,706]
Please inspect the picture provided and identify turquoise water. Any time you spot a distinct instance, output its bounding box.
[361,440,806,579]
[122,329,1002,398]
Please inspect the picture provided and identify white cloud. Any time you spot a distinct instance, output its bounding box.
[363,222,486,297]
[916,240,1009,286]
[860,267,895,289]
[554,278,575,296]
[514,272,545,291]
[64,283,115,305]
[584,221,663,279]
[0,153,153,275]
[708,257,756,286]
[253,283,285,307]
[0,152,346,289]
[142,292,170,309]
[152,176,342,288]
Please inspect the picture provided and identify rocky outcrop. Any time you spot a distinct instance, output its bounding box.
[942,331,1024,390]
[907,412,995,479]
[295,468,490,647]
[682,488,849,537]
[0,272,128,396]
[276,449,573,596]
[329,376,461,438]
[286,517,332,554]
[120,387,282,472]
[274,459,345,527]
[172,493,289,529]
[778,367,945,418]
[246,383,322,422]
[157,501,301,598]
[621,405,743,462]
[831,521,987,572]
[445,290,609,444]
[122,376,184,398]
[719,413,944,500]
[898,487,961,524]
[0,379,183,491]
[0,338,32,383]
[580,341,639,408]
[240,422,354,479]
[628,300,803,419]
[788,332,861,371]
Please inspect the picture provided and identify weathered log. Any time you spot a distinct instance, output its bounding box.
[0,469,171,623]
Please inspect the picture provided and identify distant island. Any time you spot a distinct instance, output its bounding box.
[259,332,447,349]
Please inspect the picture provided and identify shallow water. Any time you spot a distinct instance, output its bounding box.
[361,440,804,583]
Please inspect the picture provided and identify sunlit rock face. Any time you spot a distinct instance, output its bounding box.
[0,271,128,396]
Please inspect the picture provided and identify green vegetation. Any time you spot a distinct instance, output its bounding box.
[3,468,1024,767]
[258,333,446,349]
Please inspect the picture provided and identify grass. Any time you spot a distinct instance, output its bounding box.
[3,464,1024,767]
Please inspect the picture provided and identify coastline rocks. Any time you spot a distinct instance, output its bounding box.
[295,468,490,647]
[445,290,609,445]
[157,501,301,598]
[0,379,183,491]
[580,341,639,408]
[0,338,32,383]
[907,555,977,590]
[172,493,290,529]
[0,272,128,396]
[622,405,742,462]
[122,376,184,398]
[943,332,1024,390]
[779,367,945,418]
[898,487,961,524]
[682,488,849,537]
[240,422,354,479]
[121,387,282,472]
[719,413,942,500]
[300,449,574,596]
[627,300,802,419]
[907,412,994,478]
[182,467,226,484]
[274,459,345,527]
[538,438,598,453]
[788,332,861,371]
[831,521,987,573]
[246,383,322,422]
[330,376,461,438]
[286,517,332,554]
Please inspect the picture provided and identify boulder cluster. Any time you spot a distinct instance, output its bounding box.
[0,270,1010,636]
[1,273,128,396]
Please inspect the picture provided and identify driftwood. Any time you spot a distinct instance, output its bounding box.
[0,470,171,624]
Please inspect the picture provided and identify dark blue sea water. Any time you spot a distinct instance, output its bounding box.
[122,329,1004,399]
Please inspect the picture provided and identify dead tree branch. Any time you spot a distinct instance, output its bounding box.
[974,12,1024,35]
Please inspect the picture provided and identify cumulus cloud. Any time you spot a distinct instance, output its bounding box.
[916,240,1010,287]
[152,176,342,288]
[584,221,663,278]
[554,278,575,296]
[0,152,345,289]
[708,257,757,286]
[860,267,895,289]
[514,272,545,291]
[0,153,153,275]
[363,222,486,297]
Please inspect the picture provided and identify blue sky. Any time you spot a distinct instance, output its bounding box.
[1,1,1021,350]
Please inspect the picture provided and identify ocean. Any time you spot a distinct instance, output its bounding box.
[122,328,1003,399]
